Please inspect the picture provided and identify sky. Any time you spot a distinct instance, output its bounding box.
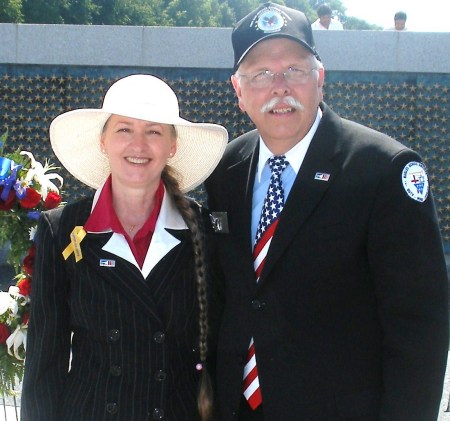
[342,0,450,32]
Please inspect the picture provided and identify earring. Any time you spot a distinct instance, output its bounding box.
[169,152,174,157]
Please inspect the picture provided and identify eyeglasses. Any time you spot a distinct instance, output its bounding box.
[237,67,317,89]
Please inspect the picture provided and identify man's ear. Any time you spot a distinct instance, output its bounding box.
[231,75,246,112]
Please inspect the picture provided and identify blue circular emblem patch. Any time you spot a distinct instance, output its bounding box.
[256,9,285,33]
[401,161,429,202]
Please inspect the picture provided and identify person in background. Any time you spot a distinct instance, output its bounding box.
[205,2,448,420]
[385,11,408,31]
[21,74,228,421]
[311,3,343,30]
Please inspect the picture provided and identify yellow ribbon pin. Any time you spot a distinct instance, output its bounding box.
[62,226,86,262]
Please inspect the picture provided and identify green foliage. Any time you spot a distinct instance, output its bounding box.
[62,0,100,25]
[343,16,382,30]
[226,0,261,24]
[3,0,381,30]
[88,0,169,26]
[285,0,316,22]
[0,347,23,396]
[22,0,66,23]
[0,0,24,23]
[0,288,28,396]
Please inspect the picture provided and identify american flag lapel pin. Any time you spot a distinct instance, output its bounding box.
[314,172,330,181]
[100,259,116,267]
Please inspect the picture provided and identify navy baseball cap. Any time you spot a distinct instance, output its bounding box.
[232,2,321,70]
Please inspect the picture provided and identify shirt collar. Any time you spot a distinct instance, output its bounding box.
[84,176,116,233]
[256,107,322,182]
[84,176,168,234]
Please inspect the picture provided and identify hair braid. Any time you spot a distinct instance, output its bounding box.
[162,167,213,421]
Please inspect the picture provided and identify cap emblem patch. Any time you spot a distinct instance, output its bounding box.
[252,6,288,33]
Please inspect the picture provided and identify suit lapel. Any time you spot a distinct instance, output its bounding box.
[259,106,344,283]
[221,134,260,290]
[100,193,187,279]
[73,193,190,325]
[227,135,259,261]
[81,233,164,324]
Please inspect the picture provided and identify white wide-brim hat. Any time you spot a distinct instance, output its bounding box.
[50,74,228,193]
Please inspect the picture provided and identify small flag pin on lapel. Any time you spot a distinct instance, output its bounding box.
[100,259,116,267]
[314,172,330,181]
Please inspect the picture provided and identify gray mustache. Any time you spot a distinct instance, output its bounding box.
[260,96,304,113]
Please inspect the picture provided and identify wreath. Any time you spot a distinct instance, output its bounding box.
[0,130,63,396]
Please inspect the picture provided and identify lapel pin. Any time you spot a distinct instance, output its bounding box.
[210,212,229,234]
[100,259,116,267]
[314,172,330,181]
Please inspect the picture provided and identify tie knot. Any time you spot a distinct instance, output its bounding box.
[268,155,288,176]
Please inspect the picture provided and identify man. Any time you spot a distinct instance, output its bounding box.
[205,2,448,420]
[385,11,408,31]
[311,3,343,30]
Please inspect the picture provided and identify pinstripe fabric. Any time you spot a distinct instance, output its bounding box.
[21,196,217,421]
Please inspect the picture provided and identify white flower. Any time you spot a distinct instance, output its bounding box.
[0,292,13,315]
[29,226,37,241]
[9,299,18,317]
[7,287,24,316]
[8,286,20,298]
[20,151,63,200]
[6,325,27,360]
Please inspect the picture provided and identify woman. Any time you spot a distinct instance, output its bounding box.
[21,74,228,421]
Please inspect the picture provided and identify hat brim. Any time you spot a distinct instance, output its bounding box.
[50,109,228,193]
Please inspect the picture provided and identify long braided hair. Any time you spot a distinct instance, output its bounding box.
[162,165,214,421]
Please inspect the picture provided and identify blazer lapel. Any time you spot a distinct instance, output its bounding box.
[226,135,260,276]
[81,233,164,324]
[260,106,344,283]
[80,194,188,325]
[100,193,188,279]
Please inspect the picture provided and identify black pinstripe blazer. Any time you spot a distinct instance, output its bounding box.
[21,194,221,421]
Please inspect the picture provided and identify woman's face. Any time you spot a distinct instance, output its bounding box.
[101,114,176,190]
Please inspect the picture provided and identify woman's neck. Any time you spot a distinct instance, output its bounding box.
[112,180,161,238]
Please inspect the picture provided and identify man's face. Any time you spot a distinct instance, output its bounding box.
[395,19,406,30]
[231,38,324,154]
[319,14,332,29]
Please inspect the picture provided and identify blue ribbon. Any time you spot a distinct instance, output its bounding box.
[0,157,11,179]
[0,159,24,202]
[27,211,41,220]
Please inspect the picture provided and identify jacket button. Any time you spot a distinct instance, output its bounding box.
[107,329,120,342]
[153,331,165,344]
[152,407,165,419]
[154,369,167,382]
[110,365,122,376]
[106,402,118,414]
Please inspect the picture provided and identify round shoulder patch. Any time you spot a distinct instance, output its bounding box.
[401,161,429,202]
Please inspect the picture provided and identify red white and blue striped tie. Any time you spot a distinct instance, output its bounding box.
[243,155,288,410]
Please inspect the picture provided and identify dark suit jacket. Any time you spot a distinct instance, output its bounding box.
[205,103,449,420]
[21,194,220,421]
